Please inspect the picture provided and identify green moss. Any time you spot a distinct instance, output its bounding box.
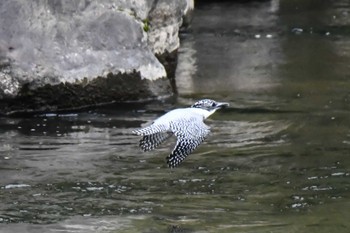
[142,19,150,32]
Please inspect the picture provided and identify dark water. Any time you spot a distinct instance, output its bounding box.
[1,0,350,232]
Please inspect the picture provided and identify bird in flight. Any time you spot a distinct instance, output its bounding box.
[132,99,229,168]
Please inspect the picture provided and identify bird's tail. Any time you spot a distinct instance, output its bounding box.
[139,132,173,151]
[132,128,145,136]
[133,124,172,152]
[132,124,167,136]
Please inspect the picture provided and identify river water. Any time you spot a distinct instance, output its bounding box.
[1,0,350,232]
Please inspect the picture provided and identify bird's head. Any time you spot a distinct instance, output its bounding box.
[191,99,229,113]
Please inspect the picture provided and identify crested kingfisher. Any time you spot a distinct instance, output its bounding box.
[132,99,229,168]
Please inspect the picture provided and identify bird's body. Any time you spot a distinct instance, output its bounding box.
[133,99,229,168]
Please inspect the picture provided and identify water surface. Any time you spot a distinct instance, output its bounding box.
[1,0,350,232]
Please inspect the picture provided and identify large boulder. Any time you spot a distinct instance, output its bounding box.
[0,0,193,115]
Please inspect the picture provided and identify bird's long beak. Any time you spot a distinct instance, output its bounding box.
[216,102,230,108]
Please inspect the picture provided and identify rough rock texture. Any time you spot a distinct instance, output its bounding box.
[0,0,193,115]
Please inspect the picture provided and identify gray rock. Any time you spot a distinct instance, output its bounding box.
[148,0,188,54]
[0,0,193,114]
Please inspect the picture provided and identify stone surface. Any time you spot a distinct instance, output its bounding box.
[0,0,193,115]
[148,0,187,54]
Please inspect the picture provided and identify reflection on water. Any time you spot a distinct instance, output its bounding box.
[177,0,282,95]
[1,0,350,232]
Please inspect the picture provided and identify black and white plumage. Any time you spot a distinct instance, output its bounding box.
[132,99,229,168]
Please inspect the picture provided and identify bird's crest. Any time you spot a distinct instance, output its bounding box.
[191,99,217,109]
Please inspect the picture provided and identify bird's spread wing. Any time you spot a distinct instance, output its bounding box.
[167,118,210,168]
[132,123,167,136]
[133,123,172,151]
[139,132,173,152]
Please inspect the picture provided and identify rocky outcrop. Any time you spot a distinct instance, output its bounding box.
[0,0,193,115]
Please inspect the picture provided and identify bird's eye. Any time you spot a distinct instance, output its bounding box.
[211,102,216,107]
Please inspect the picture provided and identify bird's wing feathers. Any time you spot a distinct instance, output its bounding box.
[139,132,173,152]
[133,115,211,168]
[133,123,172,151]
[167,118,210,168]
[132,123,167,136]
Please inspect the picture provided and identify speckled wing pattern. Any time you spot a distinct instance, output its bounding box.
[139,132,173,151]
[133,116,210,168]
[166,118,210,168]
[132,124,167,136]
[132,124,171,152]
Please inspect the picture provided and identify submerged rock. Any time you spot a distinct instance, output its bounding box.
[0,0,193,115]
